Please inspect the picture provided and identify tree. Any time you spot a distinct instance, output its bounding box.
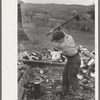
[87,4,95,20]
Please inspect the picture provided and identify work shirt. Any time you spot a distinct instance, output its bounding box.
[52,34,78,56]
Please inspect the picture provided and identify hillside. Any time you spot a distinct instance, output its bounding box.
[18,3,94,51]
[21,3,90,12]
[21,3,91,20]
[20,15,94,51]
[20,3,94,32]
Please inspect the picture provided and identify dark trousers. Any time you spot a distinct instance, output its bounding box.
[62,53,81,93]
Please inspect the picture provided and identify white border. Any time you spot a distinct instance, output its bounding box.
[2,0,98,100]
[95,0,98,99]
[2,0,17,100]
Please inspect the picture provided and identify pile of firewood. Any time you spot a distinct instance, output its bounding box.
[18,46,95,100]
[18,63,95,100]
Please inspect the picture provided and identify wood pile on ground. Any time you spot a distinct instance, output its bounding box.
[18,46,95,100]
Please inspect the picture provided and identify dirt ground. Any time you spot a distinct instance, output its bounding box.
[18,63,95,100]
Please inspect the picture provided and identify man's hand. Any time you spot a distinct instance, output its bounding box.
[49,29,54,33]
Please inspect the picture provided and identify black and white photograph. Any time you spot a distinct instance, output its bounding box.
[17,0,96,100]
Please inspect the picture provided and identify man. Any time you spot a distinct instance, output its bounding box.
[51,30,82,98]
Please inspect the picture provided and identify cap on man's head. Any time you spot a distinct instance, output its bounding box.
[51,31,65,41]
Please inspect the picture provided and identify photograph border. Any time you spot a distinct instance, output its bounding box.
[2,0,99,100]
[0,0,2,100]
[98,1,99,98]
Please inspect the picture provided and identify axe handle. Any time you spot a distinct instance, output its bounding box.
[46,16,74,36]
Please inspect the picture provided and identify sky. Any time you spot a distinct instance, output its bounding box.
[22,0,95,5]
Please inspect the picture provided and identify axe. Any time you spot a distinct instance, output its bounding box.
[46,10,81,36]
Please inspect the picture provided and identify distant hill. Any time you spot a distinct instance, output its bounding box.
[21,3,90,12]
[21,3,94,33]
[21,3,91,20]
[20,3,94,51]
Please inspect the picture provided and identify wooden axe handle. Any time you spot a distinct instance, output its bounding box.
[46,16,74,36]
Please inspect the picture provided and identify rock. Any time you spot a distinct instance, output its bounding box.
[80,58,84,68]
[77,74,83,80]
[52,79,55,82]
[82,69,87,73]
[90,72,95,78]
[80,64,85,68]
[82,78,88,84]
[46,79,49,82]
[40,70,44,74]
[56,86,62,90]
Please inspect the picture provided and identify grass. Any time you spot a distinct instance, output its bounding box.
[70,30,94,50]
[18,29,29,43]
[20,15,94,52]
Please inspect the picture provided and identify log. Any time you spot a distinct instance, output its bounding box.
[18,59,66,67]
[18,66,32,100]
[18,66,32,87]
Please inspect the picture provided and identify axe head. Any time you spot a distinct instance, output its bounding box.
[74,15,81,21]
[71,10,81,21]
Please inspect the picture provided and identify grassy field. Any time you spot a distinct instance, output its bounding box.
[21,15,94,52]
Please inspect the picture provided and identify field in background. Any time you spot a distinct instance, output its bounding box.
[20,14,94,52]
